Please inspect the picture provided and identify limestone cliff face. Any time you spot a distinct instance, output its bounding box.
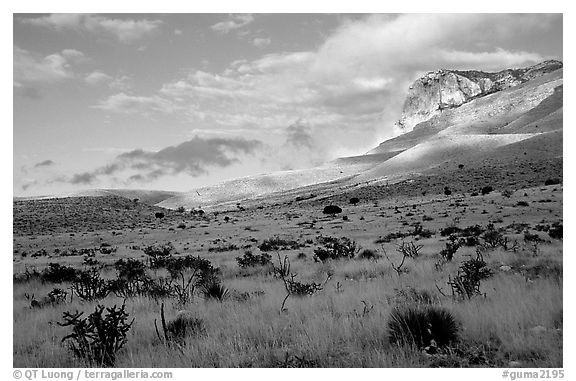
[396,60,563,132]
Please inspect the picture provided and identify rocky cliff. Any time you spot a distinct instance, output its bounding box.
[395,60,563,132]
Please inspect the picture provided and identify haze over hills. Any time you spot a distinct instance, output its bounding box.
[16,60,563,210]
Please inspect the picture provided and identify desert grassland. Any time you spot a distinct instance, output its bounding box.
[13,186,562,368]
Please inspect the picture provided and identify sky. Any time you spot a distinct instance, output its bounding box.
[13,13,563,196]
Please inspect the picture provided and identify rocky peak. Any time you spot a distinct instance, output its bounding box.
[395,60,563,132]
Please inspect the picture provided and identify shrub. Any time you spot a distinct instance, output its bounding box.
[258,236,302,252]
[481,225,505,248]
[155,212,165,219]
[396,241,423,259]
[548,222,562,240]
[155,304,205,344]
[349,197,360,205]
[208,244,239,252]
[143,243,174,268]
[176,206,186,213]
[201,282,230,301]
[444,187,452,196]
[313,236,358,262]
[71,268,110,301]
[388,306,458,349]
[59,304,133,366]
[544,178,561,186]
[322,205,342,215]
[41,263,78,283]
[501,189,514,198]
[357,249,381,261]
[439,235,461,261]
[516,201,529,207]
[448,252,492,299]
[236,251,272,269]
[115,259,146,281]
[481,186,493,195]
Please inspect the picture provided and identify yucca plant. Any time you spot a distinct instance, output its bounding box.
[201,282,230,301]
[388,305,459,350]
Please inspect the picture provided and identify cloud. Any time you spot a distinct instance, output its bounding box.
[93,92,177,114]
[34,159,56,168]
[85,70,113,85]
[55,136,264,185]
[252,37,271,48]
[285,120,314,149]
[211,14,254,34]
[20,14,162,43]
[14,46,85,85]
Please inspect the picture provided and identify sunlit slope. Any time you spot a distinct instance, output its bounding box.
[157,153,401,209]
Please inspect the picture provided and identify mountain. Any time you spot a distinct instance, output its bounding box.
[394,60,562,132]
[157,60,562,209]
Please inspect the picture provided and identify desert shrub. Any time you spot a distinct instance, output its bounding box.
[201,281,230,301]
[177,223,186,229]
[13,267,43,284]
[444,187,452,196]
[164,255,220,304]
[448,253,492,299]
[524,231,544,243]
[439,235,461,262]
[548,222,562,240]
[313,236,358,262]
[322,205,342,215]
[388,306,459,349]
[143,277,175,300]
[501,189,514,198]
[349,197,360,205]
[155,304,205,344]
[236,250,272,268]
[297,252,307,260]
[357,249,381,261]
[394,287,436,305]
[375,231,408,243]
[481,186,493,195]
[115,259,147,281]
[208,243,239,252]
[25,288,68,308]
[155,212,165,219]
[176,206,186,213]
[58,303,134,366]
[258,236,302,252]
[516,201,529,207]
[143,243,174,268]
[470,192,479,196]
[285,276,323,296]
[99,245,117,255]
[481,225,505,248]
[71,268,110,301]
[544,178,561,186]
[41,263,78,283]
[397,241,423,259]
[412,223,434,238]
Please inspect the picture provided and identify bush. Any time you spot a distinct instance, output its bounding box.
[58,303,134,366]
[155,212,165,219]
[258,236,302,252]
[544,178,561,186]
[143,243,174,268]
[357,249,381,261]
[548,222,562,240]
[41,263,78,283]
[71,268,110,301]
[440,235,461,261]
[516,201,529,207]
[201,282,230,301]
[156,305,205,344]
[349,197,360,205]
[448,253,492,299]
[322,205,342,215]
[313,236,358,262]
[444,187,452,196]
[481,186,493,195]
[481,225,505,248]
[388,306,459,349]
[115,259,146,281]
[236,251,272,269]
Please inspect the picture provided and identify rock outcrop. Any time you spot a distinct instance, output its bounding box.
[396,60,563,132]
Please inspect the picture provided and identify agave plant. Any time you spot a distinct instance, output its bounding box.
[201,282,230,302]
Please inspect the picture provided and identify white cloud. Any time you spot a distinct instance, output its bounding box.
[93,92,177,115]
[85,71,113,86]
[14,46,85,85]
[211,14,254,34]
[252,37,271,48]
[94,14,556,166]
[20,14,162,43]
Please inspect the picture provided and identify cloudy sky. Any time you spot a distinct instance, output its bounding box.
[13,13,563,196]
